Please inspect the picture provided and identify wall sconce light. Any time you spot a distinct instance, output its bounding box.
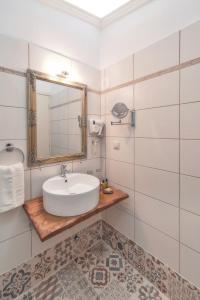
[57,70,69,79]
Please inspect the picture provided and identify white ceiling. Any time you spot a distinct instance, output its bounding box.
[40,0,153,28]
[63,0,130,18]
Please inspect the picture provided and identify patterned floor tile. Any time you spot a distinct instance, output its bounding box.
[75,241,127,294]
[98,280,131,300]
[33,274,64,300]
[102,221,129,260]
[128,240,146,276]
[72,221,102,257]
[181,279,200,300]
[2,263,31,300]
[90,242,112,264]
[57,262,98,299]
[167,269,181,300]
[145,254,169,296]
[54,237,74,272]
[12,238,170,300]
[16,290,36,300]
[75,251,97,274]
[31,248,54,287]
[0,275,2,300]
[132,284,164,300]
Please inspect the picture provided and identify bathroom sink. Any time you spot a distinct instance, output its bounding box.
[42,173,100,217]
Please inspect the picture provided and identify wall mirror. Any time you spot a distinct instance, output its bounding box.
[27,69,87,167]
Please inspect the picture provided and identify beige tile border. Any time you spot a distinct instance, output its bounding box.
[1,55,200,96]
[0,66,26,77]
[101,56,200,94]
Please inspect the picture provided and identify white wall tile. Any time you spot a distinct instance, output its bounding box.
[104,206,134,240]
[29,44,71,76]
[180,140,200,177]
[135,192,179,240]
[135,106,179,138]
[87,92,101,115]
[105,56,133,88]
[180,244,200,288]
[134,33,179,78]
[70,60,100,90]
[106,137,134,163]
[181,20,200,63]
[0,35,28,71]
[0,232,31,274]
[0,207,30,242]
[0,107,26,139]
[0,73,26,107]
[180,64,200,103]
[31,164,62,198]
[180,209,200,252]
[181,175,200,215]
[31,227,73,256]
[73,158,102,177]
[87,137,101,159]
[106,159,134,189]
[180,102,200,139]
[135,138,179,172]
[105,85,134,115]
[135,218,179,271]
[101,94,106,115]
[108,180,134,215]
[135,71,179,109]
[135,165,179,207]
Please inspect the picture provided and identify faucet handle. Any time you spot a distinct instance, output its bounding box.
[61,164,67,177]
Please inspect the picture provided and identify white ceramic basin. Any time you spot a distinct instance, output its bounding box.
[43,173,100,216]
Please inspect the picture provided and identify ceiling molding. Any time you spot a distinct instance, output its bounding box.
[39,0,154,29]
[39,0,101,27]
[101,0,154,28]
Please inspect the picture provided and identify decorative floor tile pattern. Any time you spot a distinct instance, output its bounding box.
[31,248,54,287]
[2,264,31,300]
[15,241,167,300]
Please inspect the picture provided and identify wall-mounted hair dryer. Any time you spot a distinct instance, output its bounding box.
[89,119,104,137]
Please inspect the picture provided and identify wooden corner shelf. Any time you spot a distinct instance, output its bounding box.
[23,187,128,241]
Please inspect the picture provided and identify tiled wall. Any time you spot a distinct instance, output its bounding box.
[101,20,200,289]
[0,35,103,274]
[1,17,200,292]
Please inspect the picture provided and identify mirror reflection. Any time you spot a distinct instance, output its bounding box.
[36,79,82,159]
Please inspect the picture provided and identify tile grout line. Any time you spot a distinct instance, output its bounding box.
[101,56,200,94]
[178,30,181,275]
[133,53,136,242]
[27,42,33,260]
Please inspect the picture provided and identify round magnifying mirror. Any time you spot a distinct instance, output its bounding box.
[111,102,129,119]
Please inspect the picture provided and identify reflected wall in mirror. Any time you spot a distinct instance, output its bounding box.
[27,70,87,166]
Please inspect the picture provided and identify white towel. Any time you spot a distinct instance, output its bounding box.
[0,162,24,213]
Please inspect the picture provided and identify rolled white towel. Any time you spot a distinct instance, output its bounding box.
[0,162,24,213]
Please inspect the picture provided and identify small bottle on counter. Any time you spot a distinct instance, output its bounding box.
[105,178,109,188]
[101,179,105,190]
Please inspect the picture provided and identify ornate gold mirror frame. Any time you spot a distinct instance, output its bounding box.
[27,69,87,167]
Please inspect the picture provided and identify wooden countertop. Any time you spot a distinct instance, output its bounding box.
[23,187,128,241]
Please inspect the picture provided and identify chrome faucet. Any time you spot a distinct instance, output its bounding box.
[61,164,68,179]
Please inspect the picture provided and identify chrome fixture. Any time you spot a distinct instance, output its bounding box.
[110,102,135,127]
[61,164,68,180]
[0,143,25,163]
